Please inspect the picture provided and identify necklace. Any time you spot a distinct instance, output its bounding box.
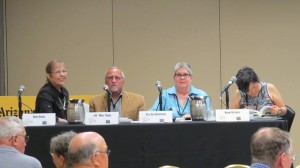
[58,96,66,110]
[246,83,263,110]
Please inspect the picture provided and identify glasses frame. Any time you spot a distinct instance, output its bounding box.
[291,154,296,162]
[51,70,68,74]
[94,149,111,157]
[9,134,30,143]
[105,76,124,81]
[174,73,191,79]
[281,152,296,163]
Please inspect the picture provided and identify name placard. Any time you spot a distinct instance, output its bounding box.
[22,113,56,126]
[85,112,119,125]
[139,111,173,123]
[215,109,250,122]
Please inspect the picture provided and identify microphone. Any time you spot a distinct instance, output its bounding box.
[155,81,163,111]
[103,84,112,112]
[155,81,162,92]
[219,76,237,98]
[103,85,112,95]
[17,85,25,97]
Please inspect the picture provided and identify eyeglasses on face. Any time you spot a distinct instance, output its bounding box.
[9,134,30,143]
[52,70,68,74]
[49,150,65,157]
[292,155,296,162]
[282,152,296,163]
[105,76,123,81]
[174,73,191,78]
[94,149,111,157]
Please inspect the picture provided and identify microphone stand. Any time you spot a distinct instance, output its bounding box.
[159,90,162,111]
[107,92,111,112]
[18,95,23,119]
[225,89,229,109]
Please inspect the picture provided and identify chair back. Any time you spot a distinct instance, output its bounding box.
[281,105,295,132]
[225,164,250,168]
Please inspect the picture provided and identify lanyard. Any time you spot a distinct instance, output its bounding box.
[110,96,122,111]
[175,95,189,115]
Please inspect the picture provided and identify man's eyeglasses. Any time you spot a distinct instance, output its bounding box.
[94,149,111,157]
[282,152,296,163]
[9,134,30,143]
[291,154,296,162]
[174,73,191,78]
[52,70,68,74]
[105,76,123,81]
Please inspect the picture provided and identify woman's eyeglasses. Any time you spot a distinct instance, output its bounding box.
[174,73,191,78]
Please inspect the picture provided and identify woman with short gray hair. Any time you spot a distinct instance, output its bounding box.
[150,62,211,119]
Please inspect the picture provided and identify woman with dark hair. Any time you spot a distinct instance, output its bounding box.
[35,59,69,123]
[230,66,287,116]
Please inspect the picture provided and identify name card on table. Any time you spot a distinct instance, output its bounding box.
[85,112,119,125]
[139,111,173,123]
[22,113,56,126]
[215,109,250,122]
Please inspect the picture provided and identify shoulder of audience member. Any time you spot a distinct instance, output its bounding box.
[21,154,43,168]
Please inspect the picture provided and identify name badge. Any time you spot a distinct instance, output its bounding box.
[139,111,173,123]
[22,113,56,126]
[215,109,250,122]
[85,112,119,125]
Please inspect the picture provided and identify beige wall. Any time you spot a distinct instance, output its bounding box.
[5,0,300,165]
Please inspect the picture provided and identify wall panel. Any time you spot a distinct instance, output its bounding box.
[6,0,113,96]
[112,0,220,108]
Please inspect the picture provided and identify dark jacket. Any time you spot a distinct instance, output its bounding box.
[35,82,69,120]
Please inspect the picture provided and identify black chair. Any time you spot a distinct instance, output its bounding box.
[281,105,295,132]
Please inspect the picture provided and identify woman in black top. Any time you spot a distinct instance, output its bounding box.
[35,59,69,123]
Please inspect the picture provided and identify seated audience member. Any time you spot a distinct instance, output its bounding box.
[50,131,77,168]
[149,62,211,119]
[68,132,110,168]
[0,116,42,168]
[35,59,69,123]
[230,66,287,116]
[89,66,146,121]
[250,127,294,168]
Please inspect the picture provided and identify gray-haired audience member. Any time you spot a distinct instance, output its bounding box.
[0,116,42,168]
[50,131,77,168]
[250,127,295,168]
[68,132,110,168]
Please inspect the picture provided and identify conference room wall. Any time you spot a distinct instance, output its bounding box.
[4,0,300,165]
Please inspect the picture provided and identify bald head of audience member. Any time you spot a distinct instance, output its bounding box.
[68,132,109,168]
[251,127,294,168]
